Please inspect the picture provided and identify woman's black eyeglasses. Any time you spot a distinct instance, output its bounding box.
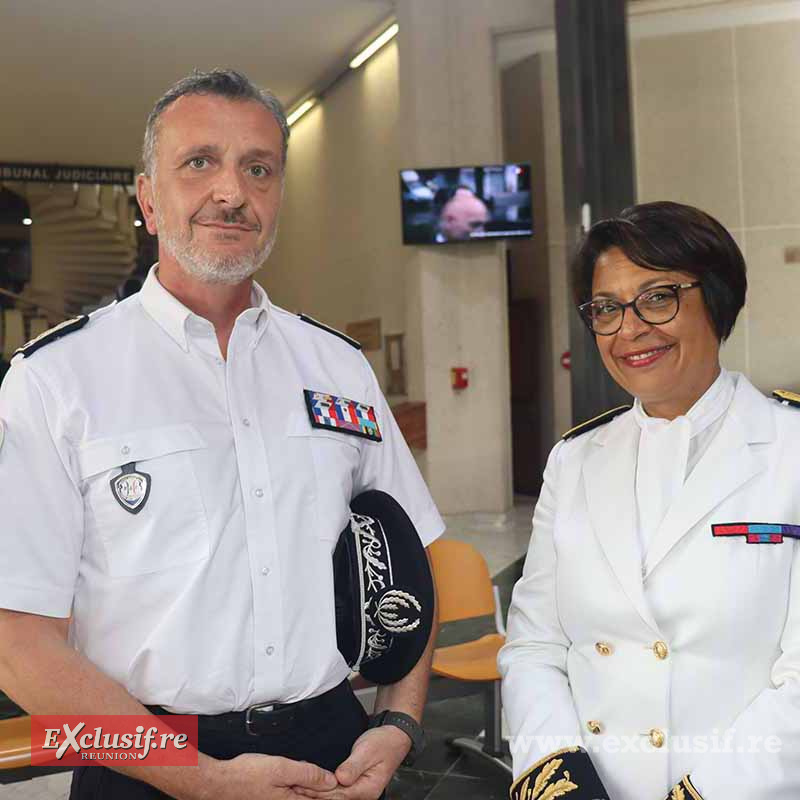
[578,282,702,336]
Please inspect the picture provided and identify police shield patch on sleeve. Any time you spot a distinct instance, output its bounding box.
[304,389,382,442]
[110,462,151,514]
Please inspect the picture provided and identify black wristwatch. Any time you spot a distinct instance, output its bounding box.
[368,710,426,766]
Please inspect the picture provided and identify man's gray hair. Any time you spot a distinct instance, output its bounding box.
[142,69,290,176]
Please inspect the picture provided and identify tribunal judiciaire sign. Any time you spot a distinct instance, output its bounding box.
[0,162,134,186]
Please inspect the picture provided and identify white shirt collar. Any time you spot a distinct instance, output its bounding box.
[139,264,270,352]
[632,367,735,438]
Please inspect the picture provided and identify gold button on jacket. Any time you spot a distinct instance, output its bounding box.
[649,728,666,748]
[587,720,603,735]
[653,641,669,660]
[595,642,613,656]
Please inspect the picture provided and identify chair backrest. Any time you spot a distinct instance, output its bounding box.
[0,715,32,770]
[428,538,496,624]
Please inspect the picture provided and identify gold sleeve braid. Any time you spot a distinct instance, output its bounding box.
[509,747,610,800]
[666,775,704,800]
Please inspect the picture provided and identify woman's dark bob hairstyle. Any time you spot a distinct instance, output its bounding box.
[572,201,747,341]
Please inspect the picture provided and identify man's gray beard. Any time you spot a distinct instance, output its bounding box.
[155,209,277,285]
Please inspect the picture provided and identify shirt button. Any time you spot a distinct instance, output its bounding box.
[265,645,275,656]
[242,418,251,427]
[254,488,264,499]
[261,566,270,576]
[121,445,130,456]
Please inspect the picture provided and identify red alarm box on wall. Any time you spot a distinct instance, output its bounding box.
[451,367,469,390]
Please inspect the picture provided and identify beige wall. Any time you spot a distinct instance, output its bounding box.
[261,41,407,391]
[632,16,800,392]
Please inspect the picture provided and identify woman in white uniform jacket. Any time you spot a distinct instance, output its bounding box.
[498,201,800,800]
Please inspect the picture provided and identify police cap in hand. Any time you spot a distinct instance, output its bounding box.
[334,490,435,685]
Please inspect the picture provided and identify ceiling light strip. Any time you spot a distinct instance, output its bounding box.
[349,23,399,69]
[287,98,317,127]
[285,19,398,127]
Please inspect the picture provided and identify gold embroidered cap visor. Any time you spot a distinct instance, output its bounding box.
[333,490,434,685]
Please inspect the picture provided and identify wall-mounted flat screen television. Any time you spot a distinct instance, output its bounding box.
[400,163,532,245]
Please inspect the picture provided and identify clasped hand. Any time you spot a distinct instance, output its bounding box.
[293,725,412,800]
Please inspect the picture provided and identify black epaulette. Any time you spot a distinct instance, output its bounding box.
[772,389,800,408]
[562,404,631,441]
[13,315,89,359]
[298,314,361,350]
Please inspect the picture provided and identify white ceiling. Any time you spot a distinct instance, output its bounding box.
[0,0,394,167]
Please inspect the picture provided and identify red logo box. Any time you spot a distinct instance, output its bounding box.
[31,715,198,767]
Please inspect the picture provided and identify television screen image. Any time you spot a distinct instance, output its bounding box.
[399,163,532,245]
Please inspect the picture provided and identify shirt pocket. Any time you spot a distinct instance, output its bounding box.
[77,424,209,577]
[286,410,361,542]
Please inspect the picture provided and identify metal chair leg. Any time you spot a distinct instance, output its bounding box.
[445,680,512,778]
[446,736,512,777]
[483,680,504,757]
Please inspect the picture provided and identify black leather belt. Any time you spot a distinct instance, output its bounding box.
[147,679,352,737]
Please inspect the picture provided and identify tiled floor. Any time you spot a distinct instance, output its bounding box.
[0,500,534,800]
[0,773,70,800]
[387,692,514,800]
[439,498,534,579]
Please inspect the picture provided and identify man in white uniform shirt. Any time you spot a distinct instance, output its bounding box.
[0,70,444,800]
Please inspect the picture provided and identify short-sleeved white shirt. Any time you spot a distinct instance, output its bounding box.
[0,266,444,713]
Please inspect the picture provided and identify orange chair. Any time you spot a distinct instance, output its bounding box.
[0,714,69,785]
[429,539,511,776]
[0,715,32,771]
